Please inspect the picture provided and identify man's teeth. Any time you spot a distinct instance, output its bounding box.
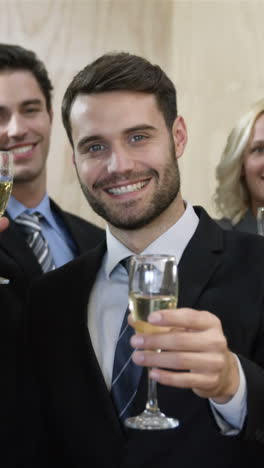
[108,181,147,195]
[12,145,33,155]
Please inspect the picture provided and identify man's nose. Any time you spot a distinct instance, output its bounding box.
[6,114,27,139]
[107,149,135,173]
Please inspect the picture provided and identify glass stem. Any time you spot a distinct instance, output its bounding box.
[145,368,160,413]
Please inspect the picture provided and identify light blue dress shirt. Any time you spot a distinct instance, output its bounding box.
[88,202,246,433]
[7,194,76,268]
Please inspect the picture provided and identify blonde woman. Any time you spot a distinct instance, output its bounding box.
[214,98,264,233]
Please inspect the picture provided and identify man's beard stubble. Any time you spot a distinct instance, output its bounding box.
[77,144,181,230]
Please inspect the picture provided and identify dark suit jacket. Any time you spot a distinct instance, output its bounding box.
[0,199,105,467]
[0,250,27,467]
[24,207,264,467]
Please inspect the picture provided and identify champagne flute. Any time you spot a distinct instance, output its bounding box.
[0,151,13,217]
[125,254,179,430]
[257,207,264,235]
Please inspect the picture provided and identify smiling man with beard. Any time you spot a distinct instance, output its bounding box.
[24,52,264,468]
[76,129,181,231]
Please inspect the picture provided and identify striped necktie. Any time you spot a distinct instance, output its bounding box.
[15,212,55,273]
[111,258,142,420]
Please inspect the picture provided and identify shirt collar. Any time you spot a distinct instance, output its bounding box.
[7,193,58,230]
[105,201,199,278]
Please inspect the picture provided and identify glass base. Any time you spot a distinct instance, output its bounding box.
[124,409,179,430]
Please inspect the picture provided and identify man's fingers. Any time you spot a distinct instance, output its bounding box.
[0,216,9,232]
[132,350,225,373]
[131,328,227,352]
[148,308,221,331]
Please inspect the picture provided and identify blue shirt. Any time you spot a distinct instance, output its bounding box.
[7,194,77,268]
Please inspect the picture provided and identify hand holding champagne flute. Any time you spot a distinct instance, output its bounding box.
[0,151,13,217]
[125,254,179,430]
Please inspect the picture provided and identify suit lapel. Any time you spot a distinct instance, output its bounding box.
[50,198,105,255]
[0,214,41,276]
[49,198,82,251]
[178,207,223,308]
[68,242,125,435]
[74,240,107,324]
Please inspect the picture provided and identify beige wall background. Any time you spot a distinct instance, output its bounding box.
[0,0,263,228]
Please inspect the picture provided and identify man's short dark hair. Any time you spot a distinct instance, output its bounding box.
[61,52,177,147]
[0,43,53,112]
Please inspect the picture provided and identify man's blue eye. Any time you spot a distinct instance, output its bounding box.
[26,108,39,113]
[132,135,144,142]
[90,144,104,152]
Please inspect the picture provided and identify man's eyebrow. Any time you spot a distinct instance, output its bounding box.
[123,125,157,134]
[77,135,103,151]
[0,99,43,113]
[20,99,43,107]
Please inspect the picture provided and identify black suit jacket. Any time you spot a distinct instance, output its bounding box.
[0,199,105,467]
[24,207,264,467]
[0,250,27,467]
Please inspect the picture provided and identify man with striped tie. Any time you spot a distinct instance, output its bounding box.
[24,53,264,467]
[0,44,105,282]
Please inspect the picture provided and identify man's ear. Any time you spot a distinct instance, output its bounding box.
[172,116,188,159]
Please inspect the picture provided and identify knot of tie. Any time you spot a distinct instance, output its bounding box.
[15,211,55,273]
[15,211,42,234]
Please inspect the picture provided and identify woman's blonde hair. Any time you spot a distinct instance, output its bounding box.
[214,99,264,224]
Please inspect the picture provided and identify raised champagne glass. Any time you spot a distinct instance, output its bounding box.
[0,151,13,217]
[125,254,179,430]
